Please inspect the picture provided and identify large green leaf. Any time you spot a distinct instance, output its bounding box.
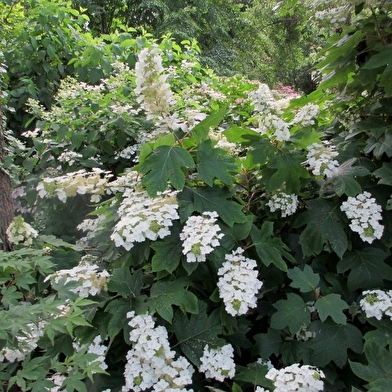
[373,163,392,186]
[336,248,392,291]
[308,320,363,368]
[350,339,392,383]
[235,362,274,389]
[151,223,183,273]
[107,268,143,298]
[315,293,348,325]
[173,302,225,367]
[287,265,320,293]
[181,186,247,227]
[254,329,283,358]
[266,150,310,193]
[138,145,195,196]
[147,278,198,323]
[270,293,311,335]
[293,198,348,258]
[196,139,238,186]
[250,222,294,272]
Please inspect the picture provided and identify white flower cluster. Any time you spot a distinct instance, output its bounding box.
[258,114,291,142]
[360,289,392,320]
[0,320,46,362]
[266,191,299,218]
[248,84,276,115]
[180,211,224,263]
[6,216,38,246]
[37,168,113,203]
[122,312,194,391]
[199,344,236,382]
[265,363,325,392]
[111,187,179,251]
[46,259,110,298]
[295,325,316,341]
[340,191,384,243]
[304,142,339,177]
[217,248,263,316]
[57,150,83,166]
[291,103,320,127]
[73,335,108,373]
[135,46,176,120]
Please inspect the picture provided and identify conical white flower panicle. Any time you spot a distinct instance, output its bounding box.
[111,187,180,251]
[122,312,194,391]
[340,191,384,243]
[217,248,263,316]
[198,344,236,382]
[135,45,176,120]
[179,211,224,263]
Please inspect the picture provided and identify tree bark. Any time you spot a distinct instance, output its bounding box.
[0,104,14,251]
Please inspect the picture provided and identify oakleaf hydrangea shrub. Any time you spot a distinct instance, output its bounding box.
[1,1,392,391]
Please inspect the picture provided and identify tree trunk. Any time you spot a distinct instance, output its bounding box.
[0,104,14,251]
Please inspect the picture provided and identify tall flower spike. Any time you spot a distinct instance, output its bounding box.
[135,46,176,120]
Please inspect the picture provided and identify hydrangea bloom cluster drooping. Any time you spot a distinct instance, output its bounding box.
[135,45,176,120]
[111,185,179,251]
[303,142,340,177]
[6,216,38,245]
[122,312,194,391]
[37,168,113,203]
[291,103,320,127]
[266,191,299,217]
[340,191,384,244]
[265,363,325,392]
[180,211,224,263]
[360,289,392,320]
[45,257,110,298]
[217,248,263,316]
[199,344,236,382]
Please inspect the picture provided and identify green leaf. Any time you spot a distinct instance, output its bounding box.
[270,293,311,335]
[267,150,310,193]
[151,223,183,273]
[250,222,294,272]
[373,163,392,186]
[363,47,392,69]
[139,145,195,196]
[288,265,320,293]
[188,104,229,145]
[350,339,392,383]
[293,198,348,258]
[148,278,198,323]
[235,362,273,388]
[173,302,225,367]
[308,320,363,368]
[182,186,247,226]
[254,329,283,358]
[107,268,143,298]
[315,293,348,324]
[197,139,238,186]
[336,248,392,291]
[223,125,263,145]
[380,65,392,97]
[105,298,131,340]
[365,129,392,158]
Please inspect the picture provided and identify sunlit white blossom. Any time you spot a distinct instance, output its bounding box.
[266,363,325,392]
[180,211,224,262]
[360,289,392,320]
[45,257,110,297]
[6,216,38,245]
[135,46,176,120]
[340,191,384,243]
[303,142,340,177]
[199,344,235,382]
[122,312,194,391]
[267,191,298,217]
[217,248,263,316]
